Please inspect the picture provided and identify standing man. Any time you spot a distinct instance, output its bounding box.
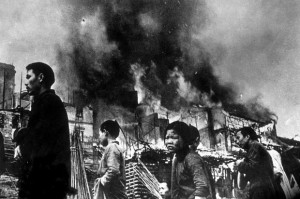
[235,127,276,199]
[94,120,127,199]
[14,62,71,199]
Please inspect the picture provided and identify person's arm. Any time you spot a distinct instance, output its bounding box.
[100,144,121,187]
[186,154,210,198]
[195,196,206,199]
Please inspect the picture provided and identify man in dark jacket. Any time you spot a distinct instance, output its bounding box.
[235,127,276,199]
[14,62,71,199]
[0,131,4,174]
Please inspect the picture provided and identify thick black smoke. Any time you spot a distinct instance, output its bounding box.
[56,0,276,122]
[56,0,205,104]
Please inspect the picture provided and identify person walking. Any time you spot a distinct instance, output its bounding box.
[235,127,276,199]
[14,62,71,199]
[94,120,127,199]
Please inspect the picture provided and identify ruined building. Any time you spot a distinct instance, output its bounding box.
[0,63,15,110]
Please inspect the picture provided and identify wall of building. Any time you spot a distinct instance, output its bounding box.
[0,63,16,109]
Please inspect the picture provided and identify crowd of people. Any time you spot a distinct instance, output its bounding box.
[9,62,298,199]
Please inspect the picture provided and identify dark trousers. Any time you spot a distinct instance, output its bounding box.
[18,162,69,199]
[249,187,275,199]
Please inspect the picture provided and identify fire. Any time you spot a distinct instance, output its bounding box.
[169,68,201,104]
[131,63,146,103]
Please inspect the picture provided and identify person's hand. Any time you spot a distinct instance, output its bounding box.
[275,172,283,183]
[236,158,244,166]
[14,145,22,159]
[92,178,100,196]
[195,196,206,199]
[159,182,169,196]
[100,177,105,186]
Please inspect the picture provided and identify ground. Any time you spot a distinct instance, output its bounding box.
[0,172,18,199]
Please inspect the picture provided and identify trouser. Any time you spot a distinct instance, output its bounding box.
[18,163,69,199]
[249,186,275,199]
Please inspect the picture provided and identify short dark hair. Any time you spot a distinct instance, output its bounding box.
[100,120,120,138]
[189,125,200,143]
[26,62,55,89]
[238,127,259,141]
[164,121,192,145]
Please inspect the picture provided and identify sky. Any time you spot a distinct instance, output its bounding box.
[0,0,300,139]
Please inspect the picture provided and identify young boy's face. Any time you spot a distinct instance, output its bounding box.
[165,129,184,153]
[99,129,108,147]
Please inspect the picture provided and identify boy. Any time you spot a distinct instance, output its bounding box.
[95,120,127,199]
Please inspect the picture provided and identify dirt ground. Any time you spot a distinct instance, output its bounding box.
[0,172,18,199]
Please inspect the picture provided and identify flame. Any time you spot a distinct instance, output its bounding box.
[131,63,146,103]
[169,68,221,108]
[170,68,201,103]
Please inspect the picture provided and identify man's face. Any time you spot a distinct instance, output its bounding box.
[25,69,42,96]
[165,129,184,153]
[99,129,108,147]
[236,131,249,149]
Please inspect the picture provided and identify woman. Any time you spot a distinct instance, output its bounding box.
[165,121,215,199]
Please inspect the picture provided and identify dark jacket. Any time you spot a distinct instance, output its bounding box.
[0,132,4,174]
[97,141,127,199]
[17,90,71,199]
[171,149,215,199]
[237,140,276,199]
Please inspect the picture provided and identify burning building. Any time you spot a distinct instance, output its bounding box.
[51,1,300,197]
[1,0,299,198]
[54,0,279,151]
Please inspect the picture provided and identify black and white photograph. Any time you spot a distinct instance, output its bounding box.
[0,1,300,199]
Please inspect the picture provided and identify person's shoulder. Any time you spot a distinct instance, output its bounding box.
[250,140,263,148]
[43,90,60,100]
[41,90,63,106]
[106,142,121,152]
[185,150,202,162]
[249,141,268,152]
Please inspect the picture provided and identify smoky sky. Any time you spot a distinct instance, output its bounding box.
[56,0,212,106]
[57,0,276,123]
[198,0,300,136]
[1,0,300,138]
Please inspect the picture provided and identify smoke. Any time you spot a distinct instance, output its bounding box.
[55,0,280,123]
[195,0,300,136]
[170,68,202,105]
[0,0,69,91]
[2,1,297,137]
[56,0,208,105]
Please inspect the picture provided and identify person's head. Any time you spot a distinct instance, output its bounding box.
[25,62,55,95]
[189,125,200,151]
[164,121,191,153]
[236,127,259,149]
[99,120,120,146]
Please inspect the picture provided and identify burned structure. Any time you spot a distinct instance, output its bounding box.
[0,63,15,110]
[1,1,300,199]
[51,1,300,198]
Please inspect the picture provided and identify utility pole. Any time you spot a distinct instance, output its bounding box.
[19,72,22,107]
[2,69,6,109]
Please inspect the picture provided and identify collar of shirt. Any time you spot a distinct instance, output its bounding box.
[108,140,119,145]
[33,89,55,103]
